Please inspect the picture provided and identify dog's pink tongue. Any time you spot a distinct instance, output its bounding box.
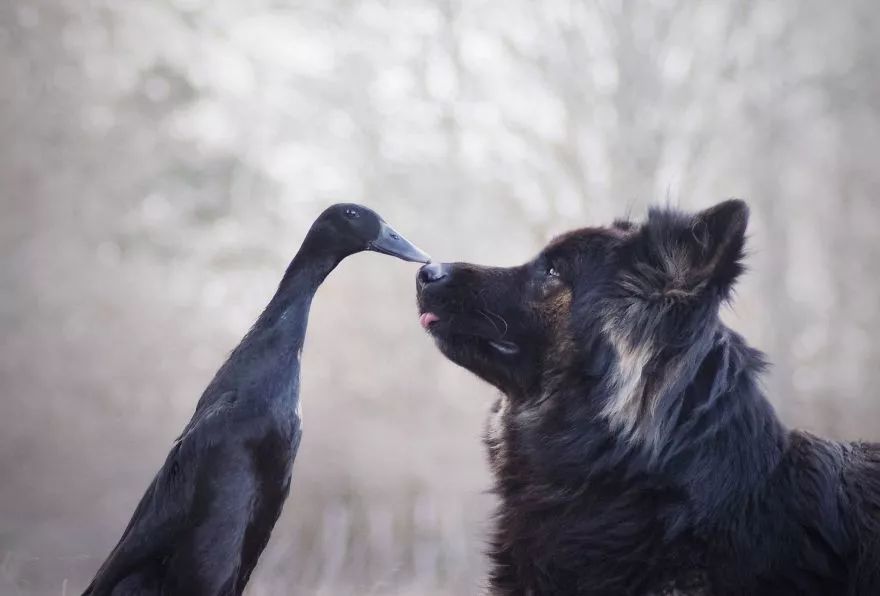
[419,312,439,329]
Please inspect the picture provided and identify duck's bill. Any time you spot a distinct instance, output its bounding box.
[368,221,431,263]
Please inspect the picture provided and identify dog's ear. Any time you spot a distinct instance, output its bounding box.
[688,199,749,295]
[626,200,749,303]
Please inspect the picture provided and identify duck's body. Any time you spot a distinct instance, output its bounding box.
[85,205,428,596]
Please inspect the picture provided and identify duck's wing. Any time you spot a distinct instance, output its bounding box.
[84,392,239,595]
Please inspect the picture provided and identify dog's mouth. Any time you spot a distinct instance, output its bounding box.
[417,310,520,355]
[419,312,440,330]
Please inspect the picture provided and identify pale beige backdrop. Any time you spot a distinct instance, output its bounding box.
[2,1,879,594]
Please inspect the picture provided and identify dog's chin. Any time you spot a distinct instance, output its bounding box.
[434,332,487,362]
[434,333,518,355]
[422,317,518,356]
[427,331,519,388]
[418,306,524,385]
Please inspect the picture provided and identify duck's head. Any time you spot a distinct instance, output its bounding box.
[310,203,431,263]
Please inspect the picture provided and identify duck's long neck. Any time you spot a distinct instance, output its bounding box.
[257,228,347,338]
[206,230,349,403]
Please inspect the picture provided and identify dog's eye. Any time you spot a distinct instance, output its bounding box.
[344,208,360,219]
[547,266,560,278]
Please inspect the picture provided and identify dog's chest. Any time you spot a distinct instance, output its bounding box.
[483,396,711,596]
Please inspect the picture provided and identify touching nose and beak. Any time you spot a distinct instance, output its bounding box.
[418,262,449,287]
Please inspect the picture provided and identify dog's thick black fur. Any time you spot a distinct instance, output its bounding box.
[416,200,880,595]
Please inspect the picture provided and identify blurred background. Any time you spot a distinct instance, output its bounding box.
[2,0,879,594]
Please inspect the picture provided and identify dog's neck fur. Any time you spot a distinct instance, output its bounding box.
[487,316,793,594]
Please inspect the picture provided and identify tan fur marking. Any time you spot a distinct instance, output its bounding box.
[487,397,507,443]
[601,324,653,440]
[485,396,509,468]
[539,287,577,387]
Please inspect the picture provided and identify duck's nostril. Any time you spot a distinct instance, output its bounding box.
[418,262,448,286]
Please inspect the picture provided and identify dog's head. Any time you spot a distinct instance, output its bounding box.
[416,200,749,418]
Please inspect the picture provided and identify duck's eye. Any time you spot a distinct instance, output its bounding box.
[344,208,360,219]
[547,265,560,278]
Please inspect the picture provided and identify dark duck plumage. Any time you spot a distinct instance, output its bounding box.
[84,204,429,596]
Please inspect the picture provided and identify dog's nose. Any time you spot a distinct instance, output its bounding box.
[418,262,449,287]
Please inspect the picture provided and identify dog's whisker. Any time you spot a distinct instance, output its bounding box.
[478,296,509,338]
[478,309,502,336]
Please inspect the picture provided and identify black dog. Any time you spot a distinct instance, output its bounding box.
[417,200,880,595]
